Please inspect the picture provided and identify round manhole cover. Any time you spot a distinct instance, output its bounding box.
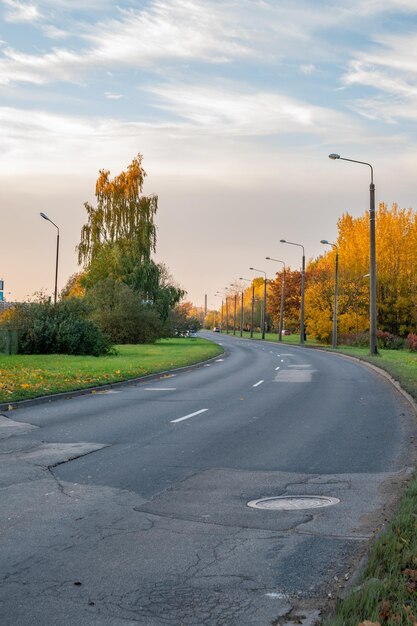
[247,495,340,511]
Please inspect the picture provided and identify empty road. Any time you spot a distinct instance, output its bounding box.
[1,333,416,625]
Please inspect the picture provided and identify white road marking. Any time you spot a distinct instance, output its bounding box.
[144,388,176,391]
[171,409,209,423]
[274,370,316,383]
[281,359,284,362]
[215,359,224,362]
[275,366,280,371]
[253,380,264,387]
[288,364,311,369]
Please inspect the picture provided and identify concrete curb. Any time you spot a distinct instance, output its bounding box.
[0,347,226,412]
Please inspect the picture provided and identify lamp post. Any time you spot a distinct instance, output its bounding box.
[320,240,339,348]
[40,212,59,304]
[215,292,225,332]
[249,268,267,339]
[266,256,286,342]
[220,291,230,334]
[240,278,254,338]
[329,154,377,354]
[280,239,305,344]
[228,286,237,336]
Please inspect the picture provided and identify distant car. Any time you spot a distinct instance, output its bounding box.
[281,329,291,335]
[213,327,220,333]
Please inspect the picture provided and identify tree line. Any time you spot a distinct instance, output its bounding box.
[207,203,417,345]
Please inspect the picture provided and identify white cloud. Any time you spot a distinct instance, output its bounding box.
[2,0,40,22]
[299,64,316,75]
[147,82,362,139]
[42,24,69,39]
[343,32,417,122]
[0,1,252,86]
[104,91,123,100]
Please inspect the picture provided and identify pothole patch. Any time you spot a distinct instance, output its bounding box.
[247,495,340,510]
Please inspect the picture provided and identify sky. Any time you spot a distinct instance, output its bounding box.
[1,0,417,308]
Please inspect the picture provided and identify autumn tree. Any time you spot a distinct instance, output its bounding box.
[268,268,303,333]
[305,202,417,341]
[77,155,184,328]
[78,154,156,268]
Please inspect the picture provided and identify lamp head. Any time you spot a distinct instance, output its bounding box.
[265,256,271,260]
[280,239,286,243]
[249,267,254,270]
[320,239,329,245]
[40,212,49,221]
[329,153,340,160]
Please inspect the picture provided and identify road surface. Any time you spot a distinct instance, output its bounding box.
[1,333,416,625]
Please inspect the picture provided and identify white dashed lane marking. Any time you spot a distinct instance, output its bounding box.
[171,409,209,424]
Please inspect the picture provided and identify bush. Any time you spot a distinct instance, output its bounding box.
[406,333,417,352]
[338,331,370,347]
[376,330,404,350]
[86,279,164,344]
[2,298,111,356]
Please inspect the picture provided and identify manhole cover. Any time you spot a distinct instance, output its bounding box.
[247,496,340,510]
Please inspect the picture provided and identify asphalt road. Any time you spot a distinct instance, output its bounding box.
[1,333,416,625]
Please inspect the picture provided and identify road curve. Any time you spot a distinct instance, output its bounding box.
[1,332,416,625]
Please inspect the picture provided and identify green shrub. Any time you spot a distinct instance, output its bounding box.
[86,279,164,344]
[2,299,111,356]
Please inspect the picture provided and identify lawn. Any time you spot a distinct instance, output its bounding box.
[0,338,223,404]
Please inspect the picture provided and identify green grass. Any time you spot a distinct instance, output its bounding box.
[324,475,417,625]
[225,330,319,345]
[0,338,223,403]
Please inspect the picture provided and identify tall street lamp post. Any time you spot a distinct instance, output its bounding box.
[329,153,377,355]
[320,240,339,348]
[40,212,59,304]
[249,268,267,339]
[280,239,305,345]
[215,292,225,333]
[266,256,286,342]
[228,287,237,336]
[240,278,254,338]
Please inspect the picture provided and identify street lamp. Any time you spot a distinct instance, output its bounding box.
[329,153,377,355]
[280,239,305,344]
[214,293,224,332]
[249,268,267,339]
[320,240,338,348]
[40,212,59,304]
[229,284,238,336]
[217,290,230,334]
[240,278,254,338]
[266,256,286,342]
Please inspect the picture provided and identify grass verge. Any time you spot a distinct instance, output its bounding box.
[0,338,223,403]
[318,346,417,625]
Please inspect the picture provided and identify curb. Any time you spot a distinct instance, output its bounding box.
[0,347,226,412]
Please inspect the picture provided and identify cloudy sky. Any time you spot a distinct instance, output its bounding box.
[1,0,417,306]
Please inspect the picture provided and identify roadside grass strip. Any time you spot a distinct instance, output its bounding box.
[324,473,417,625]
[0,338,223,403]
[321,346,417,624]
